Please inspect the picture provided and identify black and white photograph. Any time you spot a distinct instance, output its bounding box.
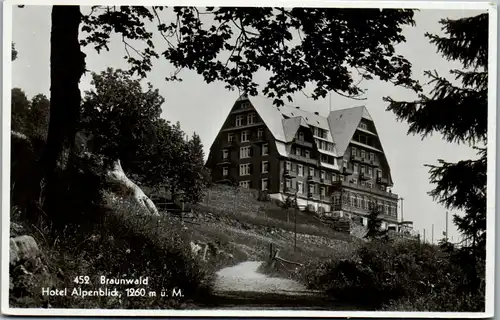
[2,0,496,317]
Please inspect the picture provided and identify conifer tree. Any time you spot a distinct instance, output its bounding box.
[384,13,488,292]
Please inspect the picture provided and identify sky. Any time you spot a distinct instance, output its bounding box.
[11,5,488,244]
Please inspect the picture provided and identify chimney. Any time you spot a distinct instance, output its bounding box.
[314,112,319,115]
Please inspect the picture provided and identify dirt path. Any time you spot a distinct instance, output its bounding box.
[200,260,358,310]
[214,261,309,295]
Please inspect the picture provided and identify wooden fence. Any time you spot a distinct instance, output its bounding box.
[267,243,304,273]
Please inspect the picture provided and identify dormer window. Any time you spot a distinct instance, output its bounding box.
[241,102,250,109]
[359,122,368,130]
[298,132,304,141]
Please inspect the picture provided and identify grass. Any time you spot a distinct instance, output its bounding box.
[197,184,353,242]
[9,192,214,309]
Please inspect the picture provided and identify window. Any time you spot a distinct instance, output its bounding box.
[298,165,304,176]
[376,169,382,179]
[241,130,249,142]
[369,152,375,161]
[321,170,325,180]
[257,128,264,139]
[343,160,348,168]
[262,161,269,173]
[296,147,301,156]
[327,143,334,152]
[240,146,251,159]
[320,187,326,198]
[361,150,366,159]
[298,132,304,141]
[305,150,310,158]
[353,163,358,173]
[334,194,341,205]
[285,161,291,171]
[239,180,250,188]
[367,182,373,189]
[351,147,357,156]
[354,195,359,208]
[368,167,373,176]
[262,143,269,156]
[309,167,315,177]
[285,179,292,189]
[241,102,250,109]
[360,165,365,174]
[222,167,229,176]
[309,184,315,194]
[360,135,367,145]
[236,115,244,127]
[247,113,256,124]
[239,163,251,176]
[297,181,304,194]
[359,122,367,130]
[332,174,337,182]
[261,178,268,191]
[228,133,234,142]
[222,149,229,159]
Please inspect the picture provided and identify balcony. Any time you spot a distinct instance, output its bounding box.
[226,141,238,148]
[294,139,314,148]
[216,158,232,166]
[289,154,318,165]
[252,136,266,144]
[284,187,297,195]
[307,175,319,183]
[284,169,296,178]
[332,180,398,199]
[351,154,363,162]
[360,173,372,181]
[221,121,265,132]
[377,177,390,185]
[341,167,353,176]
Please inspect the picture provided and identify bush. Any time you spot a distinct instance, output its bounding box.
[297,239,482,311]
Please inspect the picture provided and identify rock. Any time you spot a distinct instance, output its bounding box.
[10,235,40,267]
[10,222,25,237]
[106,160,159,216]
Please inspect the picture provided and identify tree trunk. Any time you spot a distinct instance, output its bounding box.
[41,5,85,219]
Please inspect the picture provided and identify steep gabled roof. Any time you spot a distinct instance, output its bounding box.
[282,116,309,142]
[248,98,287,142]
[327,106,372,156]
[278,105,335,144]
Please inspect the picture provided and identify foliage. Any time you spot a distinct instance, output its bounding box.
[9,192,212,309]
[298,239,483,311]
[11,88,50,145]
[80,68,164,168]
[12,42,18,61]
[364,205,388,240]
[80,68,210,203]
[80,7,422,105]
[384,13,488,294]
[11,88,30,134]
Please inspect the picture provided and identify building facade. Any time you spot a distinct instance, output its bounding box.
[206,95,401,228]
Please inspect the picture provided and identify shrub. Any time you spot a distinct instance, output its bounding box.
[298,239,479,311]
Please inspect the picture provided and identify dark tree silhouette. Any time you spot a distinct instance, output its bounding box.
[384,13,488,293]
